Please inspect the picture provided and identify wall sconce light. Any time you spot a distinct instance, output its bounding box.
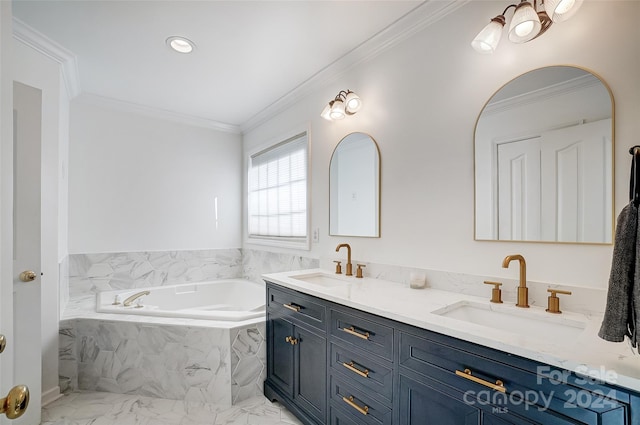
[471,0,583,54]
[321,90,362,121]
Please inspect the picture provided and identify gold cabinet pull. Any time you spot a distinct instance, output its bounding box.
[342,361,369,378]
[455,369,506,393]
[0,385,29,419]
[283,303,301,312]
[285,336,298,345]
[341,326,370,340]
[342,395,369,415]
[0,334,6,354]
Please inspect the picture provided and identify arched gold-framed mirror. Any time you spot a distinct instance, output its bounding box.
[474,65,614,244]
[329,132,380,237]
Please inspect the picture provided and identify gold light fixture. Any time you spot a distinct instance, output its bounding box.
[471,0,583,54]
[321,90,362,121]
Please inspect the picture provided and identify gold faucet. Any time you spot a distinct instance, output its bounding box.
[123,290,150,307]
[502,254,529,308]
[336,243,353,276]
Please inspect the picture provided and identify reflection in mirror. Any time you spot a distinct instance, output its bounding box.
[475,66,613,243]
[330,132,380,237]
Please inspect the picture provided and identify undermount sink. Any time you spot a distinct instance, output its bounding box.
[431,300,587,344]
[288,271,351,288]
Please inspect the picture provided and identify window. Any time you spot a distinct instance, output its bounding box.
[247,132,308,249]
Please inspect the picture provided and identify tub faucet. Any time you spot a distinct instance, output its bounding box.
[502,254,529,308]
[336,243,353,276]
[123,290,150,307]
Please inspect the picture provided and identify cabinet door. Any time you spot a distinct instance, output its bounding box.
[294,325,327,423]
[399,374,480,425]
[268,316,294,396]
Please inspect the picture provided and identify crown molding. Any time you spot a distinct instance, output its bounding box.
[76,93,242,134]
[483,74,602,116]
[240,0,470,133]
[12,17,81,99]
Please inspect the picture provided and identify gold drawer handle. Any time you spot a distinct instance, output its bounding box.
[342,395,369,415]
[341,326,370,340]
[283,303,301,312]
[455,368,506,393]
[342,361,369,378]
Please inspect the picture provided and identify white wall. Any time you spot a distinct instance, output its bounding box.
[243,0,640,289]
[12,36,67,408]
[68,99,242,253]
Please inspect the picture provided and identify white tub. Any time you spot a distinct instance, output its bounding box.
[96,279,265,321]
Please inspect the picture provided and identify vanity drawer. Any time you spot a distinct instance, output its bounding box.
[267,284,326,332]
[398,330,627,425]
[330,309,394,362]
[330,374,392,425]
[330,343,393,404]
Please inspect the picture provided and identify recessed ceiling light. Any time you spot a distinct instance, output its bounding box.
[166,36,195,54]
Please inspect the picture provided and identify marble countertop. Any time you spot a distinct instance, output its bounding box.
[263,269,640,393]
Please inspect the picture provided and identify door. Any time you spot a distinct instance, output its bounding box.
[540,119,612,242]
[0,82,42,425]
[497,138,542,240]
[267,315,294,396]
[293,325,326,423]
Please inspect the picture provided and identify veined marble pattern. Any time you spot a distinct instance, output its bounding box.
[242,249,318,284]
[230,323,266,404]
[319,258,607,315]
[68,249,243,302]
[42,392,303,425]
[60,318,266,406]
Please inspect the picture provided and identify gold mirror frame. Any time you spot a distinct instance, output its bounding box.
[473,65,615,244]
[329,132,381,238]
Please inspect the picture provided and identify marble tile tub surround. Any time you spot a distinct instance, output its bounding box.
[319,257,607,316]
[66,249,243,313]
[59,319,266,406]
[42,391,303,425]
[63,249,319,316]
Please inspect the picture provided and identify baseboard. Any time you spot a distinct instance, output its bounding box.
[42,386,63,406]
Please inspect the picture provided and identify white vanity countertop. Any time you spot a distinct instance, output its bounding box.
[263,269,640,393]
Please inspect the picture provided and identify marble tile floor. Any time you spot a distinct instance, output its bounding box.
[41,392,303,425]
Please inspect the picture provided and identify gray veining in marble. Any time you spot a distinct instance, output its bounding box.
[242,249,319,284]
[60,317,266,406]
[68,249,243,302]
[42,391,303,425]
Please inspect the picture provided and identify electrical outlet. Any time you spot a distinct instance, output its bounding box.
[312,228,320,243]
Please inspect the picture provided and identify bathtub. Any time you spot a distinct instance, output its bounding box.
[96,279,265,321]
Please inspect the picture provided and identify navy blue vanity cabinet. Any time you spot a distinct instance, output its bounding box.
[265,285,327,425]
[264,281,640,425]
[396,327,630,425]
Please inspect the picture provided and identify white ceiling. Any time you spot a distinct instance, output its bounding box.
[12,0,452,131]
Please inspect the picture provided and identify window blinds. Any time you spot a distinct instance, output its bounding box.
[248,132,308,239]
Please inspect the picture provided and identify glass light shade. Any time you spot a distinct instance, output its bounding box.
[320,103,333,121]
[344,92,362,114]
[471,17,505,54]
[329,100,346,120]
[508,2,542,43]
[544,0,583,22]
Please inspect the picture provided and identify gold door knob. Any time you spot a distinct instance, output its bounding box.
[0,385,29,419]
[0,334,6,354]
[19,271,36,282]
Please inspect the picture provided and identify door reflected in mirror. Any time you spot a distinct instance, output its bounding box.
[330,132,380,237]
[475,66,614,244]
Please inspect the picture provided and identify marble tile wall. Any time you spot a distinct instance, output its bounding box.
[59,318,242,405]
[59,256,70,318]
[230,323,267,404]
[241,249,319,283]
[66,249,243,311]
